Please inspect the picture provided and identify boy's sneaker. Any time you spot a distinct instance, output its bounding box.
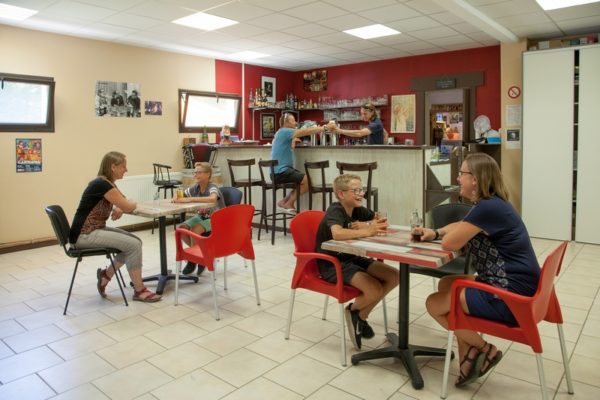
[361,319,375,339]
[344,303,362,350]
[182,262,196,275]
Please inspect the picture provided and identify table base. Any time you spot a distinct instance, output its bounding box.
[141,272,198,295]
[351,332,454,390]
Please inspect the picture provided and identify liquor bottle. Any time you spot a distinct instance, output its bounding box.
[248,88,254,108]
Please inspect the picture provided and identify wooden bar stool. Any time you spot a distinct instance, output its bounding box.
[304,160,333,211]
[257,160,300,245]
[226,158,262,205]
[336,161,378,211]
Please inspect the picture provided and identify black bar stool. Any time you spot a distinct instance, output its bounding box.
[257,160,300,245]
[152,163,182,233]
[336,161,378,211]
[305,160,333,211]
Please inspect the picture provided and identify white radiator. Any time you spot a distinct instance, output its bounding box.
[107,172,182,228]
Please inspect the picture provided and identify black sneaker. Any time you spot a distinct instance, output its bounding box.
[361,319,375,339]
[182,262,196,275]
[344,303,362,350]
[196,265,206,276]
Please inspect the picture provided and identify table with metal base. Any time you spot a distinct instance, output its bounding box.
[322,227,457,390]
[132,200,214,294]
[350,262,453,389]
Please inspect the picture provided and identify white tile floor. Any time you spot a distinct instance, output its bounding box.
[0,228,599,399]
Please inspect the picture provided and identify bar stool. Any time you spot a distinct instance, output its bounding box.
[304,160,333,211]
[336,161,378,211]
[257,160,300,245]
[226,158,262,205]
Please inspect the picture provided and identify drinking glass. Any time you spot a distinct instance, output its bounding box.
[376,211,388,236]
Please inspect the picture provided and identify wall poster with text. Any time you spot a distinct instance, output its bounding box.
[16,138,42,172]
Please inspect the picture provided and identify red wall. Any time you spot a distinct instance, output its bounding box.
[216,46,500,143]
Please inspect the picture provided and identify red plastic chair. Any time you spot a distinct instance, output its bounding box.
[285,210,388,366]
[175,204,259,320]
[440,241,574,399]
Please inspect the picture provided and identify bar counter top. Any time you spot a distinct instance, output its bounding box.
[215,144,428,150]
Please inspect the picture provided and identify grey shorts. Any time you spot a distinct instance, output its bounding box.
[318,256,374,285]
[75,227,142,270]
[273,167,304,184]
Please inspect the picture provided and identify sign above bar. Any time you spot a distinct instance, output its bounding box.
[435,78,456,89]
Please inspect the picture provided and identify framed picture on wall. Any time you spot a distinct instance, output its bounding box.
[261,76,276,103]
[390,94,416,133]
[261,113,276,139]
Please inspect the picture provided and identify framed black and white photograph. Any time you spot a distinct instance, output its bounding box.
[95,81,141,118]
[261,113,276,139]
[261,76,276,103]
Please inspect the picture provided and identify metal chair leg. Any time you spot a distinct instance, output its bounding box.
[322,295,329,320]
[557,324,575,394]
[63,258,81,315]
[211,270,220,320]
[284,289,296,339]
[339,303,347,367]
[536,353,549,400]
[441,330,454,399]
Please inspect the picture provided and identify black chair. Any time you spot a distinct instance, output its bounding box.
[305,160,333,211]
[153,163,182,199]
[44,205,128,315]
[152,163,182,233]
[257,160,300,245]
[409,202,473,287]
[220,186,243,207]
[336,161,378,211]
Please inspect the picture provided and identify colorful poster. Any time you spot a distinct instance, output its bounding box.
[16,138,42,172]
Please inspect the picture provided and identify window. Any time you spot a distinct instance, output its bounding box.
[0,73,55,132]
[178,89,241,133]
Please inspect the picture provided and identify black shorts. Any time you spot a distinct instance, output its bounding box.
[318,256,374,285]
[273,167,304,184]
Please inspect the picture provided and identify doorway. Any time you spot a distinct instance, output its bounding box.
[425,89,464,146]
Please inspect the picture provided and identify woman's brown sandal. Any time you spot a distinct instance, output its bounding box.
[96,268,111,298]
[479,342,503,377]
[455,345,485,387]
[133,287,161,303]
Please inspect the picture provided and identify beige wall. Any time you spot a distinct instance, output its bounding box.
[0,25,216,246]
[500,40,527,212]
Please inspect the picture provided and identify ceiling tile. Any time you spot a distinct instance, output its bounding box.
[100,13,164,30]
[246,13,305,31]
[36,0,116,21]
[361,3,422,23]
[315,31,359,45]
[321,0,397,13]
[321,13,375,31]
[281,38,326,50]
[387,16,442,32]
[282,23,336,38]
[122,0,191,22]
[250,31,301,45]
[244,0,314,12]
[410,26,460,40]
[281,2,349,21]
[404,0,446,14]
[208,2,274,21]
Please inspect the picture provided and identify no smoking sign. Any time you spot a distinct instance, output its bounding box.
[508,85,521,99]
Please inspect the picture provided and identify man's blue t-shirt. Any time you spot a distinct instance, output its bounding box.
[271,127,295,174]
[367,118,384,145]
[464,196,540,296]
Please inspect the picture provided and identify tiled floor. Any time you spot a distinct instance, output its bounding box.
[0,228,599,399]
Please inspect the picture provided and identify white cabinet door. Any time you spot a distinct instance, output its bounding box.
[522,49,574,240]
[575,46,600,244]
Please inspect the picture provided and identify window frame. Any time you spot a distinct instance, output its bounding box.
[0,73,55,132]
[178,89,241,133]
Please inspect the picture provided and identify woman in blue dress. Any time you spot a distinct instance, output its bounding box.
[419,153,540,387]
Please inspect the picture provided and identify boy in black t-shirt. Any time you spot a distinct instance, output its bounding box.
[315,174,399,350]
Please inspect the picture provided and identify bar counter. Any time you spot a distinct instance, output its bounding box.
[213,144,428,225]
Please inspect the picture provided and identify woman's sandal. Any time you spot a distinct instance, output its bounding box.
[133,287,161,303]
[479,342,503,377]
[455,345,485,387]
[96,268,111,298]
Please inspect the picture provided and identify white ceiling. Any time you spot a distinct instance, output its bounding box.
[1,0,600,70]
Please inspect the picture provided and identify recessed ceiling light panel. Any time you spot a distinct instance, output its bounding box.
[344,24,400,40]
[536,0,600,10]
[173,12,238,31]
[0,3,38,20]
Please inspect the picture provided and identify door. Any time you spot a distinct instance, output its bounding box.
[522,48,574,240]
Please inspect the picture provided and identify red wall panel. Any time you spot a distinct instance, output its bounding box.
[216,46,500,143]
